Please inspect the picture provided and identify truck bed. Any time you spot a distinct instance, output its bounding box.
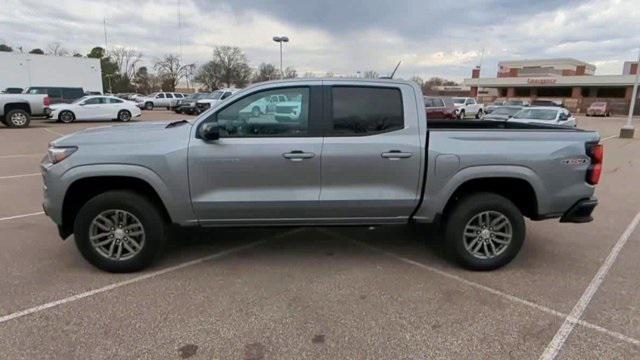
[427,119,587,131]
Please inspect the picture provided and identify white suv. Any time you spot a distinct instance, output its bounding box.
[137,92,185,110]
[452,97,484,119]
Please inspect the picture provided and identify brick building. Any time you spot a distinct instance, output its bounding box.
[464,58,639,115]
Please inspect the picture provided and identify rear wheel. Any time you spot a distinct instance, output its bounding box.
[475,109,483,119]
[73,190,168,273]
[5,109,31,128]
[458,110,465,119]
[444,192,525,270]
[58,110,75,123]
[117,110,131,122]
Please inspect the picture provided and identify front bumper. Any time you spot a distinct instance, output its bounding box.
[560,198,598,223]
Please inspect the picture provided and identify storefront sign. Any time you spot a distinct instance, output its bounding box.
[527,78,557,85]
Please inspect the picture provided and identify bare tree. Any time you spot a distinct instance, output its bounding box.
[153,54,191,91]
[302,72,316,78]
[284,67,297,79]
[362,70,379,79]
[110,47,142,79]
[194,61,221,91]
[47,42,68,56]
[410,76,424,87]
[253,63,279,83]
[211,46,252,88]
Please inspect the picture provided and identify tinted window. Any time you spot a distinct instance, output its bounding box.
[156,93,165,98]
[165,93,174,98]
[331,87,403,135]
[83,97,106,105]
[62,88,84,99]
[47,88,63,98]
[174,93,183,98]
[222,92,233,99]
[215,87,309,137]
[108,98,123,103]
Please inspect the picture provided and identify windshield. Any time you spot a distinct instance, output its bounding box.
[203,91,224,100]
[492,106,522,116]
[492,101,504,106]
[452,98,465,104]
[591,102,606,107]
[189,93,210,99]
[71,96,91,104]
[513,109,558,120]
[504,100,523,105]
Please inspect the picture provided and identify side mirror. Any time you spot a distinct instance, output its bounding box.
[199,122,220,141]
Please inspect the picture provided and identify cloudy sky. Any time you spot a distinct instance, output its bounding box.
[2,0,640,81]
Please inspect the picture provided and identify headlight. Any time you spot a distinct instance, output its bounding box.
[47,146,77,164]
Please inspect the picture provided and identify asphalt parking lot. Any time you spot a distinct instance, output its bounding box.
[1,111,639,359]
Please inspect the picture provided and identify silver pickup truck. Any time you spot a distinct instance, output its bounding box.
[0,93,49,128]
[41,79,602,272]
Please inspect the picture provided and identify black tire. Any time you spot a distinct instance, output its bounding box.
[458,110,465,119]
[58,110,75,123]
[117,110,131,122]
[5,109,31,128]
[444,192,525,270]
[144,102,154,110]
[73,190,168,273]
[475,109,483,119]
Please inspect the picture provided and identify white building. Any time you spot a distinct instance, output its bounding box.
[0,52,103,93]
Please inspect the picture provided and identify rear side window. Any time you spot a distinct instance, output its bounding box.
[166,93,174,98]
[108,98,123,103]
[47,88,63,98]
[331,87,403,136]
[62,88,84,99]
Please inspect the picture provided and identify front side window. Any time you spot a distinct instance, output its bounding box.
[156,93,165,98]
[215,87,309,137]
[331,86,403,135]
[222,92,233,99]
[465,99,476,105]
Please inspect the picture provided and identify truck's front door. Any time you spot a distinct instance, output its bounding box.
[318,84,423,222]
[188,85,324,225]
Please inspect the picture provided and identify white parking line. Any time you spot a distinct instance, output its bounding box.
[601,134,617,142]
[317,228,640,348]
[0,228,301,324]
[42,128,65,137]
[539,210,640,360]
[0,173,40,180]
[0,153,42,159]
[0,211,45,222]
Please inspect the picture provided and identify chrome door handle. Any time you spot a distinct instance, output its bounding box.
[381,150,413,160]
[283,151,315,161]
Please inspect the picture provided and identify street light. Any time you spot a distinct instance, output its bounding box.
[620,47,640,138]
[273,35,289,79]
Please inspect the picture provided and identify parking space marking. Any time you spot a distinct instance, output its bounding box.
[539,210,640,360]
[0,211,45,222]
[0,173,40,180]
[601,134,617,142]
[0,228,302,324]
[42,128,65,137]
[317,228,640,348]
[0,153,42,159]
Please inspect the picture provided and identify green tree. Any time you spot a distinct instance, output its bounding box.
[0,44,13,52]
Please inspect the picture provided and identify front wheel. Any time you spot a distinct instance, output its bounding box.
[5,109,31,128]
[458,110,465,119]
[475,109,483,119]
[144,102,154,111]
[117,110,132,122]
[73,190,168,273]
[58,110,75,123]
[444,192,525,270]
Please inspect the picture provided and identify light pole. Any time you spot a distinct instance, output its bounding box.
[620,47,640,138]
[272,36,289,79]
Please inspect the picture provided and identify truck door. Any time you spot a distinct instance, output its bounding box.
[188,84,324,225]
[318,84,422,221]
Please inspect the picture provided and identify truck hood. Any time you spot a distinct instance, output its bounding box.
[52,121,193,147]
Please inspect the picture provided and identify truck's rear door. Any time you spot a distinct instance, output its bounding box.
[317,83,423,222]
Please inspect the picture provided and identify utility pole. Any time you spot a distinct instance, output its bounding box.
[103,18,109,53]
[620,47,640,138]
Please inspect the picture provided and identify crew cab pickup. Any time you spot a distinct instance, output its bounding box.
[42,79,602,273]
[452,97,484,119]
[1,93,50,128]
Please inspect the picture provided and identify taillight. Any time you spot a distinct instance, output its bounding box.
[586,143,603,185]
[43,96,50,107]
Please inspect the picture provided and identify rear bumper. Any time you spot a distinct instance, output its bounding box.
[560,198,598,223]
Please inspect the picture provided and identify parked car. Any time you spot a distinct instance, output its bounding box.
[0,93,50,128]
[47,95,141,123]
[195,89,239,113]
[503,100,529,106]
[508,107,576,127]
[452,97,484,119]
[586,102,611,117]
[25,86,85,104]
[84,91,102,96]
[2,87,23,94]
[484,100,505,114]
[136,92,184,110]
[482,106,524,121]
[42,79,602,273]
[531,99,563,107]
[174,92,212,114]
[424,96,457,119]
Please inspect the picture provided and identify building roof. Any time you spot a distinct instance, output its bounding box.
[463,74,637,87]
[498,58,596,71]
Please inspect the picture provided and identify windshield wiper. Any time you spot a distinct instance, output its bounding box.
[165,120,190,128]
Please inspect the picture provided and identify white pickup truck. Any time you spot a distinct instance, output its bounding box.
[453,97,484,119]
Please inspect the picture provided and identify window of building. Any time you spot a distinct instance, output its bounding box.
[514,88,531,97]
[331,86,404,136]
[597,87,626,98]
[537,87,572,97]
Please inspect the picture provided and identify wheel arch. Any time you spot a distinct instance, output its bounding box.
[4,102,31,116]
